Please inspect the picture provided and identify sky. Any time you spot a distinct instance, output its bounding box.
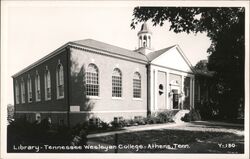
[2,2,212,105]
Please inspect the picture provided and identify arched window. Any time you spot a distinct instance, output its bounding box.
[86,64,99,96]
[35,71,41,101]
[20,78,25,103]
[56,62,64,98]
[44,67,51,100]
[112,68,122,97]
[15,81,20,104]
[133,72,141,98]
[143,35,147,47]
[27,75,32,103]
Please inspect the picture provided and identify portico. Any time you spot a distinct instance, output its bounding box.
[147,45,195,114]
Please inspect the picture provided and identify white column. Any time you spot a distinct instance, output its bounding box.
[189,78,192,107]
[150,68,154,112]
[166,72,169,109]
[181,75,184,109]
[154,69,158,111]
[192,78,195,109]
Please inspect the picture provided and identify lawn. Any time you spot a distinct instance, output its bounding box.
[88,127,244,153]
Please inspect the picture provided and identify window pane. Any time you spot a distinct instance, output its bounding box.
[112,68,122,97]
[27,77,32,102]
[133,72,141,98]
[86,64,99,96]
[35,73,41,101]
[15,82,20,104]
[57,64,64,98]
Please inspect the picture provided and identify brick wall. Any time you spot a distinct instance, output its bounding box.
[13,49,69,112]
[69,47,148,122]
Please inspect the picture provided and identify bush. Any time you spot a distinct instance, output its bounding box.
[157,111,176,123]
[7,118,86,152]
[143,115,160,124]
[181,109,201,122]
[110,119,127,128]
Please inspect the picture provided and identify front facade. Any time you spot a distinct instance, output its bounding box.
[13,23,199,126]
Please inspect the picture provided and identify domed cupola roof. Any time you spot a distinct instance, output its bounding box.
[137,22,152,35]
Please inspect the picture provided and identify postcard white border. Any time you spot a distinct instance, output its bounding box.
[1,1,249,159]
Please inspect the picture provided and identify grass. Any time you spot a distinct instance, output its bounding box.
[90,129,244,153]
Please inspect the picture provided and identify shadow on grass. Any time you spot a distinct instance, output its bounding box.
[90,129,244,153]
[188,121,244,130]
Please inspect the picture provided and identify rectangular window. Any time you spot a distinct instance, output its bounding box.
[27,77,32,102]
[15,82,20,104]
[44,69,51,100]
[57,64,64,99]
[58,85,64,97]
[133,73,141,98]
[86,72,99,96]
[112,76,122,97]
[21,80,25,103]
[35,73,41,101]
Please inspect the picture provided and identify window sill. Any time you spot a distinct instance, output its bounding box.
[132,98,142,101]
[57,96,64,100]
[112,97,123,100]
[87,96,101,100]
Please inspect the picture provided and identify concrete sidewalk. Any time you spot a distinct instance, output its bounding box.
[87,122,187,139]
[87,120,244,139]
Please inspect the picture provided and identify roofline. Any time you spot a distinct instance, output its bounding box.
[12,43,70,78]
[150,44,195,73]
[175,44,194,71]
[148,45,176,62]
[69,41,148,63]
[12,41,149,78]
[173,45,196,73]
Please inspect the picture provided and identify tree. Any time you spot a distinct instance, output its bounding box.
[131,7,245,119]
[195,60,209,72]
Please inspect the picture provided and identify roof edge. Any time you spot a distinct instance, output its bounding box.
[12,43,70,78]
[69,41,148,63]
[174,45,196,73]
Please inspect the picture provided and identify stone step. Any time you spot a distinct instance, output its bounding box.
[173,110,190,123]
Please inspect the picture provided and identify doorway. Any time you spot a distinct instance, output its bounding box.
[172,89,179,109]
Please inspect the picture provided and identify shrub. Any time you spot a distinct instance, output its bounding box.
[156,111,176,123]
[110,119,127,128]
[7,118,86,152]
[143,115,160,124]
[181,109,201,122]
[134,116,146,125]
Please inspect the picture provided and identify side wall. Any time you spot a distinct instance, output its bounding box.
[68,47,148,122]
[13,49,69,125]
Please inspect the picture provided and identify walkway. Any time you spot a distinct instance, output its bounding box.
[87,122,187,139]
[87,120,244,139]
[86,121,244,153]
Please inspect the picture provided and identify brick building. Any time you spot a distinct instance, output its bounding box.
[12,23,209,126]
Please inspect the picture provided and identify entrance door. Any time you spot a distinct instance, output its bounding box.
[157,71,166,110]
[172,89,179,109]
